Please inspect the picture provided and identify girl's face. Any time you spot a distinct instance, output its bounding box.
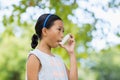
[46,20,64,48]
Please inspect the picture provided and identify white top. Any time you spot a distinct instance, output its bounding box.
[27,49,68,80]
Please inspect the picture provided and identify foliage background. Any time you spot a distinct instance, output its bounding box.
[0,0,120,80]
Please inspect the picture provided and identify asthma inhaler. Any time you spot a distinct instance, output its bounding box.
[59,34,70,45]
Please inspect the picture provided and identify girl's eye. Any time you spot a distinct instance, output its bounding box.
[58,28,61,31]
[58,28,64,33]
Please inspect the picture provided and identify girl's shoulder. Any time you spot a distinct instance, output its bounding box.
[28,49,45,62]
[28,49,47,57]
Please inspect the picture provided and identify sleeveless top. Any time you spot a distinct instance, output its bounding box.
[27,49,68,80]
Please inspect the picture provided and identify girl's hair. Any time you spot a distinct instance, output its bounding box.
[31,14,62,49]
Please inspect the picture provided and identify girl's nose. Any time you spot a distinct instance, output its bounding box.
[61,32,64,38]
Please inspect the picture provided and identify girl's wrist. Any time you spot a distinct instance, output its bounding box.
[68,51,76,56]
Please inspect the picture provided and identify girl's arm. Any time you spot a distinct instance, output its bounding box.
[26,55,41,80]
[69,52,78,80]
[60,35,78,80]
[66,52,78,80]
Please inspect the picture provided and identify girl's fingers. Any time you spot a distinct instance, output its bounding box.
[68,34,75,43]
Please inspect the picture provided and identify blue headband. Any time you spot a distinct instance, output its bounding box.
[43,14,52,27]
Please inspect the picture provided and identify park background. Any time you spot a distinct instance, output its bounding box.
[0,0,120,80]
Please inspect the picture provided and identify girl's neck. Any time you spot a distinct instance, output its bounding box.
[36,40,54,56]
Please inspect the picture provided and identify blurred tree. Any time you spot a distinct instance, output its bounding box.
[88,45,120,80]
[0,36,30,80]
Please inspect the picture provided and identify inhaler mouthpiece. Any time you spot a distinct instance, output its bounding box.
[59,34,70,45]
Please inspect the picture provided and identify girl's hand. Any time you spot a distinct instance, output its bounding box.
[59,34,75,55]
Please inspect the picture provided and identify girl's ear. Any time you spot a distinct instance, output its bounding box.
[42,28,48,37]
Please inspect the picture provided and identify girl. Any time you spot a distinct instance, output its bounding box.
[26,14,78,80]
